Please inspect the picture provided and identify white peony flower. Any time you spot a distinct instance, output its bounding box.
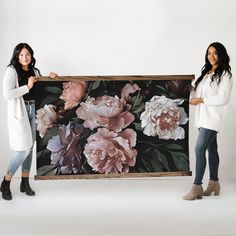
[140,95,188,140]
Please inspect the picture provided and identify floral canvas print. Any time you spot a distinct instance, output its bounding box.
[34,76,192,179]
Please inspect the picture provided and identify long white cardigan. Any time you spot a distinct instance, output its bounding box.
[3,66,39,151]
[191,72,232,132]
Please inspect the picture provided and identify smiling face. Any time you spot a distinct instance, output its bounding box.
[18,48,32,70]
[207,46,219,68]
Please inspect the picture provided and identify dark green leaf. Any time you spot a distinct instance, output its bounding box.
[37,165,59,176]
[36,149,50,159]
[154,84,166,91]
[81,162,94,174]
[40,95,61,107]
[139,158,155,172]
[154,149,171,171]
[168,151,189,171]
[90,81,101,91]
[44,86,62,94]
[163,143,185,151]
[133,122,143,132]
[130,92,145,116]
[140,150,165,172]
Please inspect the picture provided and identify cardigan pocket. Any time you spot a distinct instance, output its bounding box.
[13,116,30,132]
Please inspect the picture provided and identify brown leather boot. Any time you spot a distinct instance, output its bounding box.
[203,180,220,196]
[183,184,203,200]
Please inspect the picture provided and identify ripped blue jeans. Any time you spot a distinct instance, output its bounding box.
[7,103,36,176]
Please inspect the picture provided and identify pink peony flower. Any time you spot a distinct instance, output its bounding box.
[84,128,137,174]
[140,95,188,140]
[121,83,140,101]
[76,95,134,132]
[36,104,58,138]
[47,123,83,174]
[60,81,87,110]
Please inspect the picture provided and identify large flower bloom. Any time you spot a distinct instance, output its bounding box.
[76,95,134,132]
[36,104,58,138]
[84,128,137,174]
[47,123,83,174]
[140,95,188,140]
[76,83,140,132]
[60,81,87,110]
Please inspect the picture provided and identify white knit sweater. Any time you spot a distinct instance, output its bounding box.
[191,72,232,132]
[3,66,39,151]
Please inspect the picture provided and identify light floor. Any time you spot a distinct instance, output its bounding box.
[1,177,236,236]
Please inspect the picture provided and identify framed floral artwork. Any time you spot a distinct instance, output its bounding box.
[34,75,193,180]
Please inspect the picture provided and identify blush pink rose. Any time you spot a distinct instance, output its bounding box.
[60,81,87,110]
[84,128,137,174]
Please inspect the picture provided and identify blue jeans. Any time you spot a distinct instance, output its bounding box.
[7,103,36,176]
[194,127,219,185]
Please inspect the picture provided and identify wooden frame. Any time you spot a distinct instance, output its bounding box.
[34,75,193,180]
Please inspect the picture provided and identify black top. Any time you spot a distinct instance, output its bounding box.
[18,68,36,101]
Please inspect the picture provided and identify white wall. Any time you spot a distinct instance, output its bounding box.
[1,0,236,180]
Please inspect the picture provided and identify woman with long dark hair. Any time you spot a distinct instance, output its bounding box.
[1,43,57,200]
[183,42,232,200]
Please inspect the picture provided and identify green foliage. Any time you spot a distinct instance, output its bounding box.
[37,164,60,176]
[130,90,145,117]
[134,141,189,172]
[44,86,62,94]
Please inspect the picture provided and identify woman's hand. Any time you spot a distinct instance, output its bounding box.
[49,72,58,79]
[189,98,204,105]
[27,76,38,90]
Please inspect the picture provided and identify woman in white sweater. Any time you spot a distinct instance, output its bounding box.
[1,43,57,200]
[183,42,232,200]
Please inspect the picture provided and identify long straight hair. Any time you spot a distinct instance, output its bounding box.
[194,42,232,90]
[8,43,41,78]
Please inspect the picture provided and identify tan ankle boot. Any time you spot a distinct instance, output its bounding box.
[183,184,203,200]
[203,180,220,196]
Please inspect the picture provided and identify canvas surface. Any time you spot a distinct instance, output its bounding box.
[34,76,192,179]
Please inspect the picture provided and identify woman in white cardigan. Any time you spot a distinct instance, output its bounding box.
[1,43,57,200]
[183,42,233,200]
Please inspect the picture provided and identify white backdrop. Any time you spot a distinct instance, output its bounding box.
[0,0,235,180]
